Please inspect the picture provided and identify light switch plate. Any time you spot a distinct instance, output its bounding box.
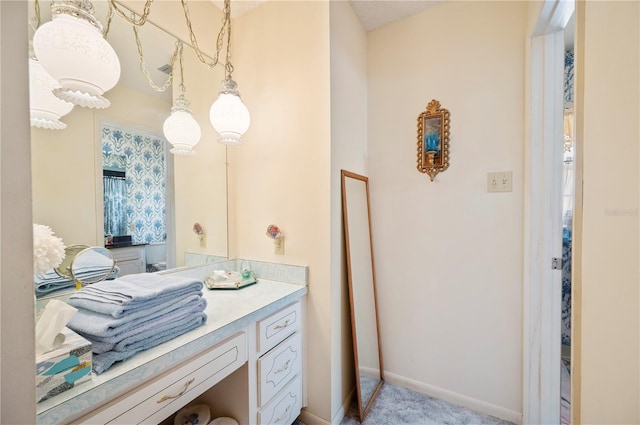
[487,171,513,193]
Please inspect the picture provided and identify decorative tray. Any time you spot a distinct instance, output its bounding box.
[204,270,257,290]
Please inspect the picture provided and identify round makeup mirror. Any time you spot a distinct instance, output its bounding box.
[55,245,116,287]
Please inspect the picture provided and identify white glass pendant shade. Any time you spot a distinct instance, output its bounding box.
[29,58,74,130]
[163,95,201,155]
[209,79,250,145]
[33,1,120,109]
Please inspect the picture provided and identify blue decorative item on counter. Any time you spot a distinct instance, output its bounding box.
[36,327,92,403]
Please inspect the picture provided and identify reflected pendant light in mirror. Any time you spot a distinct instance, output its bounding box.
[33,0,121,109]
[163,94,201,155]
[210,78,250,145]
[163,42,201,155]
[29,58,74,129]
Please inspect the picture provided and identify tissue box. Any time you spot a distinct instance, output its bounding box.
[36,327,92,403]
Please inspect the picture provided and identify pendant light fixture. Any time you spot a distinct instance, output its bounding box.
[207,0,250,145]
[29,58,74,130]
[210,77,250,145]
[163,42,202,155]
[28,1,74,130]
[33,0,121,109]
[177,0,251,145]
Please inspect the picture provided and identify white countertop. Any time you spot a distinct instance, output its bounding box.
[36,278,307,425]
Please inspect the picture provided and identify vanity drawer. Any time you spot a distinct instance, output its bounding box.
[258,375,302,425]
[257,302,301,356]
[79,332,246,425]
[258,332,301,407]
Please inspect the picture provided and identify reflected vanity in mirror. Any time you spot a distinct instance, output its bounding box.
[341,170,384,422]
[29,0,229,281]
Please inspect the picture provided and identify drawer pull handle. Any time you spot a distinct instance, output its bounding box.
[274,359,291,375]
[274,404,292,423]
[156,378,195,403]
[273,319,291,330]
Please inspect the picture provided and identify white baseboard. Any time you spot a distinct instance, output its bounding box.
[298,409,330,425]
[298,386,354,425]
[384,371,523,425]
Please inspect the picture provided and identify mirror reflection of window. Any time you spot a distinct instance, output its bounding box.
[102,124,167,244]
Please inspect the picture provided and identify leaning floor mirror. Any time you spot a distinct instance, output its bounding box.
[341,170,384,422]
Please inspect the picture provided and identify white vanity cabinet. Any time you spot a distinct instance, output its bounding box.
[108,245,146,276]
[254,301,303,425]
[77,333,247,424]
[36,277,307,425]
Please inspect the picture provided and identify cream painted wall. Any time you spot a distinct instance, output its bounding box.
[31,84,170,247]
[231,1,332,421]
[329,1,368,420]
[0,1,36,422]
[172,46,228,265]
[578,1,639,423]
[367,1,526,419]
[119,1,228,265]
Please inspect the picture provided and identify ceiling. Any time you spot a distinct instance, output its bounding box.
[212,0,443,32]
[349,0,443,31]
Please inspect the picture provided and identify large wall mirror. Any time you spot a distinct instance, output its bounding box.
[341,170,384,422]
[29,0,228,283]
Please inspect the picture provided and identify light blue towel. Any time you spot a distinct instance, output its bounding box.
[85,273,203,302]
[92,313,206,375]
[68,274,203,318]
[35,266,120,298]
[67,294,205,337]
[90,310,207,354]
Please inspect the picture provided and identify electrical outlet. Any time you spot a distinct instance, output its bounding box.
[487,171,513,193]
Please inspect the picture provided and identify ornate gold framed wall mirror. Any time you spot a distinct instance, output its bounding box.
[341,170,384,422]
[417,99,451,181]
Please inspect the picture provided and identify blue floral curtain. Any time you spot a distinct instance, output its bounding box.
[564,50,574,109]
[103,175,127,237]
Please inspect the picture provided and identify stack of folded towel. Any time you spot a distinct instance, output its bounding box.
[35,248,120,298]
[66,273,207,374]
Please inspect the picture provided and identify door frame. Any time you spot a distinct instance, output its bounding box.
[524,1,574,424]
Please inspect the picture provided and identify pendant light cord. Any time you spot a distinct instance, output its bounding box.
[132,24,180,92]
[223,0,234,80]
[107,0,153,27]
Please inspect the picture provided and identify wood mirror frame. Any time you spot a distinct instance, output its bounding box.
[341,170,384,422]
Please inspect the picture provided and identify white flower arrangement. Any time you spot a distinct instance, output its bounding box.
[33,223,66,276]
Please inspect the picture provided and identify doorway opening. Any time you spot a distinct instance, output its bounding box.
[560,11,576,424]
[524,0,576,423]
